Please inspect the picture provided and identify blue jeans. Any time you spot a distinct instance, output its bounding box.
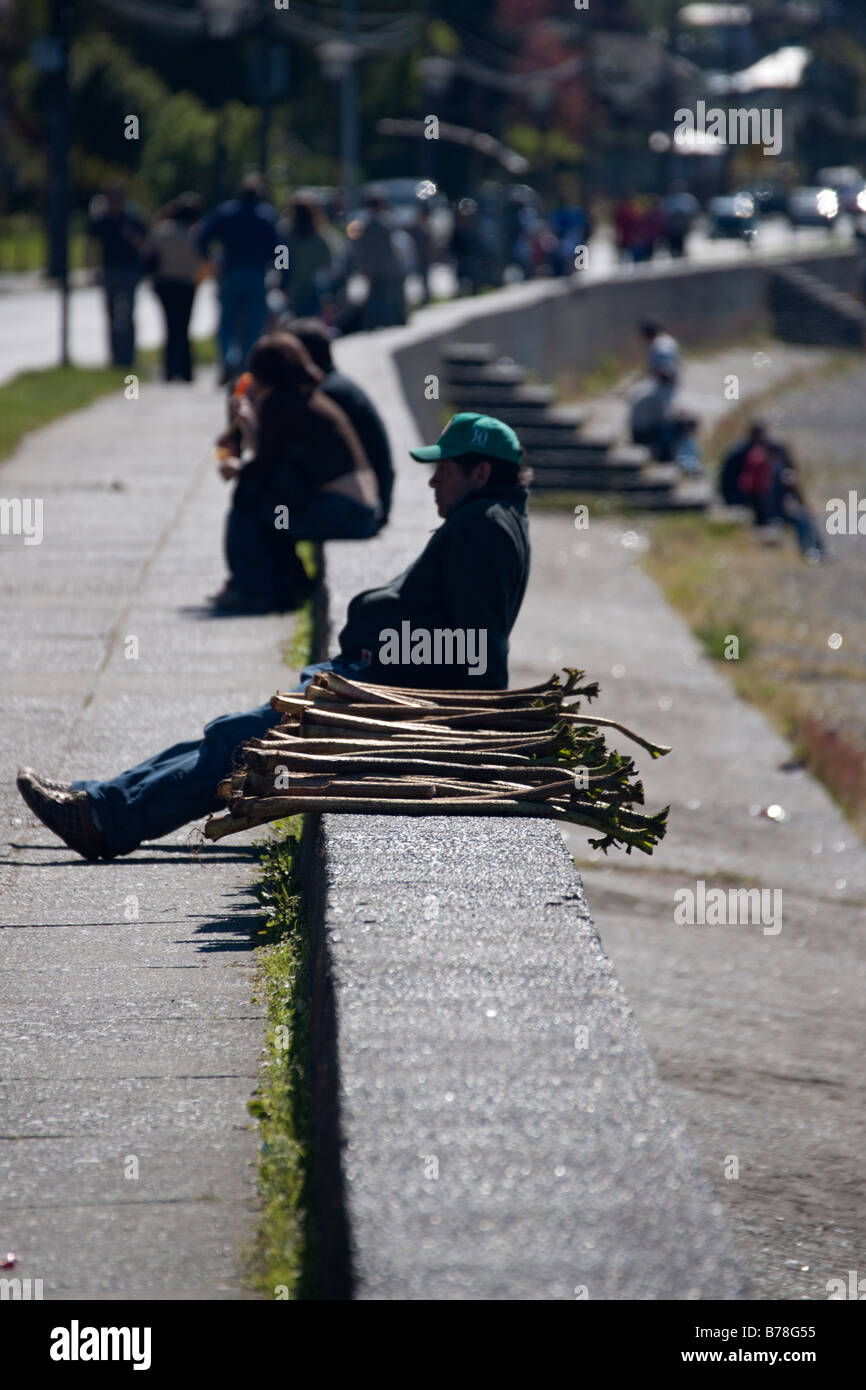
[218,266,268,373]
[226,488,381,609]
[71,660,358,857]
[103,267,141,367]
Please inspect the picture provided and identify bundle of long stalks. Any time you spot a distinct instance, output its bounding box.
[204,668,670,854]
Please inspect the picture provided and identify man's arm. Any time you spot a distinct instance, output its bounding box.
[436,514,517,685]
[197,209,218,259]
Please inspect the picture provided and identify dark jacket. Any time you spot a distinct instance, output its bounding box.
[236,388,371,515]
[320,370,394,524]
[198,197,278,270]
[337,483,530,689]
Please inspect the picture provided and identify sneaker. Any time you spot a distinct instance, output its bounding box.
[16,768,109,862]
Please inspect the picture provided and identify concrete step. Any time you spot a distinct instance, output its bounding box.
[530,463,680,494]
[452,383,555,413]
[441,341,497,366]
[528,434,619,464]
[446,362,528,388]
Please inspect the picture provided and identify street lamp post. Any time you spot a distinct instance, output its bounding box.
[200,0,248,200]
[317,34,360,209]
[415,56,455,182]
[37,0,71,366]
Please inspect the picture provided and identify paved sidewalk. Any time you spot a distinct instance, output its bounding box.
[0,373,296,1298]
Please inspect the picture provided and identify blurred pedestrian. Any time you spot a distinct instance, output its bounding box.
[660,184,699,258]
[628,320,682,460]
[613,196,640,264]
[142,192,204,383]
[631,197,663,263]
[351,192,406,330]
[450,198,482,295]
[409,201,434,304]
[199,173,279,383]
[280,197,333,318]
[87,185,147,367]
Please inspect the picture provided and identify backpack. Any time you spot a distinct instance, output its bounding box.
[737,445,772,498]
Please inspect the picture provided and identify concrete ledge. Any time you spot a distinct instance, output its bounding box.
[303,809,747,1299]
[298,277,755,1299]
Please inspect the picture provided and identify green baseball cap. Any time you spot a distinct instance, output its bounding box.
[409,412,522,465]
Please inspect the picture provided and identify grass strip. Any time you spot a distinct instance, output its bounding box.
[0,340,217,468]
[246,557,320,1298]
[247,818,317,1299]
[282,542,317,671]
[0,364,129,466]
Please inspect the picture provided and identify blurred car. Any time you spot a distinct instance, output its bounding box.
[706,193,758,239]
[852,186,866,241]
[816,166,864,214]
[786,186,839,228]
[743,181,788,215]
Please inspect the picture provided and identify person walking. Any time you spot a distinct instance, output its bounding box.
[17,413,530,861]
[198,174,279,382]
[142,192,204,382]
[280,197,333,318]
[352,192,406,330]
[87,185,148,367]
[212,334,381,614]
[660,185,699,259]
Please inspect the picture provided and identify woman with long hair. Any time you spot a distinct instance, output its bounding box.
[143,191,204,381]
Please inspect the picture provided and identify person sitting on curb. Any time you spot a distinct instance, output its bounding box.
[212,333,381,614]
[18,413,531,862]
[277,317,395,529]
[720,422,827,562]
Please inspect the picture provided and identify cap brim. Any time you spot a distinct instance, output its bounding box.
[409,445,446,461]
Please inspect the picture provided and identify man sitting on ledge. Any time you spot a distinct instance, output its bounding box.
[18,413,531,862]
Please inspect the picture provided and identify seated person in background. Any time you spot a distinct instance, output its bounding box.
[278,316,394,528]
[629,370,677,460]
[213,334,381,614]
[17,413,530,861]
[720,423,826,562]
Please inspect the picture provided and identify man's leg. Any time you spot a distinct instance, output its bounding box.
[218,271,241,375]
[110,270,138,368]
[238,269,268,368]
[289,492,381,541]
[72,702,282,857]
[224,500,308,610]
[178,281,195,381]
[103,274,122,366]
